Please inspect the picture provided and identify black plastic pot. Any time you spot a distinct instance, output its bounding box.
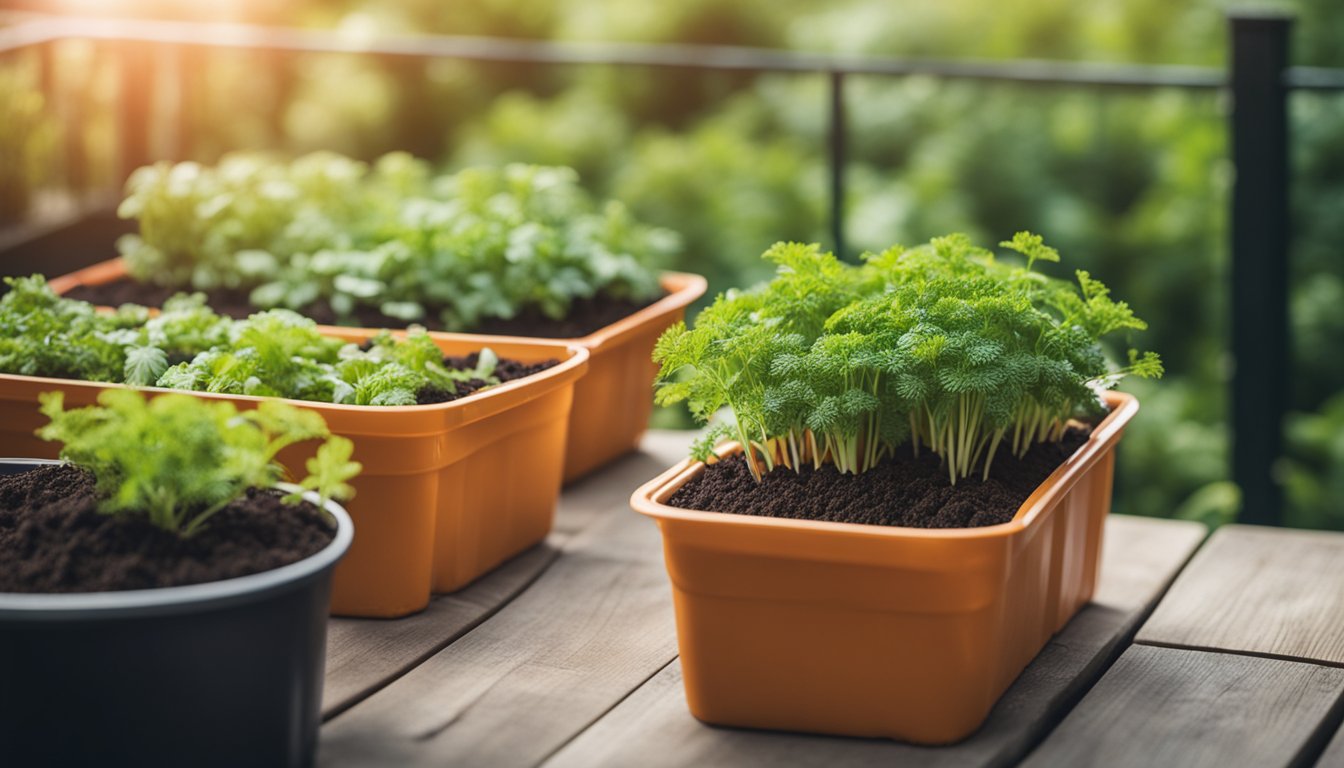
[0,459,354,768]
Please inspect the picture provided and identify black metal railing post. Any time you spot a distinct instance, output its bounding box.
[1229,12,1292,526]
[828,70,847,260]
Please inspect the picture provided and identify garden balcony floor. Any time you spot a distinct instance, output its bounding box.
[317,431,1344,767]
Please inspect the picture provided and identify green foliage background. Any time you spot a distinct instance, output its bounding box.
[4,0,1343,527]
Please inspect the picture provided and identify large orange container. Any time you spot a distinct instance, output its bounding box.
[0,329,589,618]
[630,391,1138,744]
[50,260,707,483]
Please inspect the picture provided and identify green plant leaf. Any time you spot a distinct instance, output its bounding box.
[35,390,359,536]
[652,231,1161,483]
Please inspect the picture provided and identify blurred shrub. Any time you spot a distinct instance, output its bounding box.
[558,0,791,128]
[1285,391,1344,530]
[450,89,632,185]
[612,103,829,296]
[0,67,58,221]
[1110,377,1230,521]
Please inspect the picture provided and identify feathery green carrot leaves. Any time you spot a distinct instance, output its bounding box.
[655,232,1160,483]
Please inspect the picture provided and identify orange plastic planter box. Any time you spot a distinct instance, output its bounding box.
[50,260,707,483]
[0,329,589,618]
[631,391,1137,744]
[450,271,707,482]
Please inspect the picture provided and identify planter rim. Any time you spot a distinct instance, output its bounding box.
[631,390,1138,541]
[0,460,354,619]
[47,257,708,353]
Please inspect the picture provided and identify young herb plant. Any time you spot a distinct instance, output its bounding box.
[654,233,1162,484]
[156,313,503,405]
[0,277,516,406]
[37,390,362,535]
[118,154,678,330]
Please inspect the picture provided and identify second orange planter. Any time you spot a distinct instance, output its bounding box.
[631,391,1138,744]
[0,330,588,618]
[49,260,708,483]
[455,271,707,482]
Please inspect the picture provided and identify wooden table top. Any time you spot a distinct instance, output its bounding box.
[316,431,1344,768]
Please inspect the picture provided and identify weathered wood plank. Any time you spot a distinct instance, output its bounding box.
[319,431,693,720]
[318,507,677,767]
[1137,524,1344,665]
[1319,721,1344,767]
[541,515,1206,768]
[316,432,692,767]
[552,431,693,538]
[322,542,561,718]
[1021,645,1344,768]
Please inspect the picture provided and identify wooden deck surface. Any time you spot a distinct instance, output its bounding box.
[316,431,1344,767]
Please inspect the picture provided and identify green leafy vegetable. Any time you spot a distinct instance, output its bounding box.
[289,436,361,509]
[37,390,362,535]
[118,153,678,330]
[123,346,168,386]
[0,276,511,406]
[655,232,1162,484]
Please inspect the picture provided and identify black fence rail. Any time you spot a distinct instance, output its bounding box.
[2,11,1342,524]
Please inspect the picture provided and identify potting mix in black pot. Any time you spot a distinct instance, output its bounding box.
[0,390,359,767]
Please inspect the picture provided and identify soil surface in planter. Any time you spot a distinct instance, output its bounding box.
[420,352,559,404]
[0,464,335,593]
[67,278,662,339]
[668,427,1091,529]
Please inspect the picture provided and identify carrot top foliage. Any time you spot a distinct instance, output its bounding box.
[653,233,1162,484]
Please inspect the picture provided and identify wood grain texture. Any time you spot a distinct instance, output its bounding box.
[319,431,693,720]
[317,432,692,767]
[322,542,560,718]
[1021,645,1344,768]
[1137,524,1344,665]
[1319,721,1344,767]
[540,515,1207,768]
[553,430,693,538]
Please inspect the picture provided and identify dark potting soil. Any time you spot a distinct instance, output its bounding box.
[667,428,1092,529]
[67,277,661,338]
[0,464,336,593]
[417,352,559,405]
[303,292,659,339]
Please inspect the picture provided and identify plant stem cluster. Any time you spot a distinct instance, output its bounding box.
[654,233,1162,484]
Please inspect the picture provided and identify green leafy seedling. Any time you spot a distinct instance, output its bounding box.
[37,390,362,536]
[0,278,521,407]
[288,436,362,509]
